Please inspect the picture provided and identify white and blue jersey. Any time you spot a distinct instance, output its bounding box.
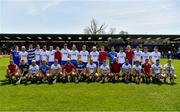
[61,48,70,65]
[86,63,97,74]
[90,51,99,67]
[11,50,20,66]
[35,49,41,65]
[19,51,28,63]
[47,50,55,66]
[29,65,39,75]
[141,52,151,64]
[80,50,89,66]
[27,49,35,64]
[108,52,117,64]
[70,50,79,66]
[122,63,132,74]
[133,65,141,74]
[40,50,48,62]
[151,51,161,64]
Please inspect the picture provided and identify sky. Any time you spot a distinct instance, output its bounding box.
[0,0,180,34]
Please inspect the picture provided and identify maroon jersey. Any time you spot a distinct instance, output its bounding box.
[142,63,151,74]
[125,50,133,61]
[64,62,74,73]
[111,62,120,73]
[55,51,61,61]
[99,51,107,62]
[8,64,17,73]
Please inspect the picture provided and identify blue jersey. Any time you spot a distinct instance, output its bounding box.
[76,64,85,74]
[11,50,20,65]
[27,49,35,61]
[40,65,49,75]
[108,52,117,63]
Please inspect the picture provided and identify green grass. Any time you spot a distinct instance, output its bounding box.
[0,58,180,111]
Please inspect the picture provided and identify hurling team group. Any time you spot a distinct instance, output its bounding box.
[7,43,176,84]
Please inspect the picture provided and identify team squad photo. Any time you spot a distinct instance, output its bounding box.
[7,44,176,85]
[1,0,180,111]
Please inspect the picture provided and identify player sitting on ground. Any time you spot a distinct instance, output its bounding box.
[163,59,176,84]
[63,58,76,82]
[142,59,152,83]
[39,60,51,83]
[132,60,142,84]
[110,57,121,82]
[16,59,29,84]
[27,60,39,84]
[86,59,98,82]
[152,59,163,84]
[6,60,19,83]
[99,60,110,83]
[122,59,132,83]
[76,59,86,82]
[50,59,62,83]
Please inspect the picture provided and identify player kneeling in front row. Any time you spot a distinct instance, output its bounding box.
[163,59,176,84]
[110,57,121,82]
[50,59,62,83]
[6,60,20,83]
[63,58,77,82]
[76,59,86,82]
[86,59,98,82]
[122,59,132,83]
[16,60,29,84]
[152,59,163,84]
[132,60,142,84]
[99,60,110,83]
[39,60,52,83]
[27,60,39,84]
[142,59,152,83]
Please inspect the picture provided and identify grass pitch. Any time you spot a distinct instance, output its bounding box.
[0,58,180,111]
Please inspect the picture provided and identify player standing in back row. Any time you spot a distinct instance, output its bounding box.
[34,45,41,65]
[108,46,117,66]
[80,45,89,67]
[125,45,133,65]
[69,44,79,67]
[99,46,107,66]
[133,46,142,65]
[90,46,99,67]
[27,44,35,65]
[61,43,70,66]
[150,46,161,64]
[47,46,55,66]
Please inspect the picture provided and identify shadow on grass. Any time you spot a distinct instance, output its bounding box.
[0,79,177,86]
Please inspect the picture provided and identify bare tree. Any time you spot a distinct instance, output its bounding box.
[84,18,107,34]
[119,30,128,35]
[109,28,116,34]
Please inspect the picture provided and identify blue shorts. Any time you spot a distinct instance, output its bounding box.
[48,61,54,66]
[82,62,88,67]
[119,63,124,67]
[109,62,113,67]
[28,60,32,65]
[128,60,132,65]
[134,61,141,65]
[14,60,20,66]
[61,61,67,65]
[71,60,77,67]
[58,60,61,64]
[36,61,40,65]
[93,62,98,67]
[99,61,104,66]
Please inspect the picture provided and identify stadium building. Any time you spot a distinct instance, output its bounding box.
[0,33,180,58]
